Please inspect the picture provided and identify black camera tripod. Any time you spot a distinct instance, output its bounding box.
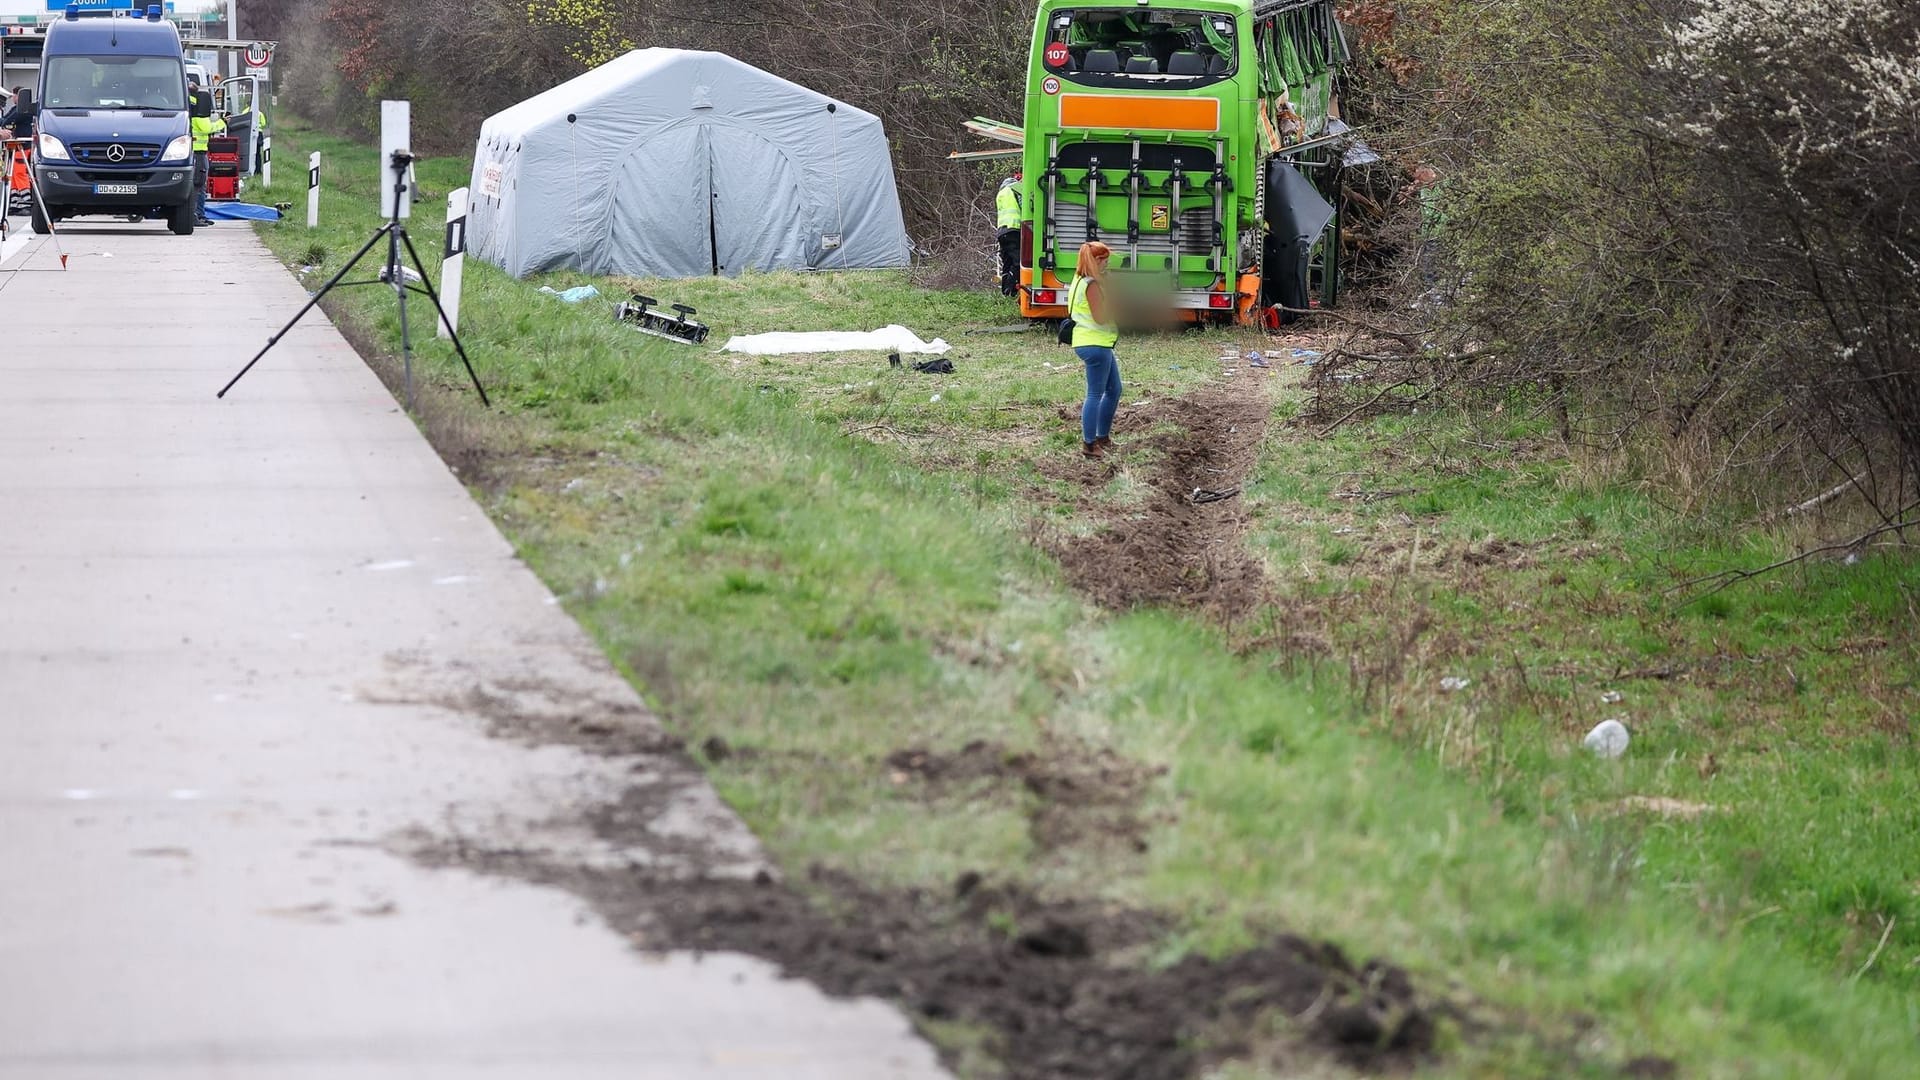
[219,150,490,409]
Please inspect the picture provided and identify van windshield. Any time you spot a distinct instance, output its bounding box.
[44,55,184,110]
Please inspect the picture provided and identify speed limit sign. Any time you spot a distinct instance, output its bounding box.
[243,41,272,68]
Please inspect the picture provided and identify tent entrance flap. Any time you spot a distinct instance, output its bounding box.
[709,127,808,276]
[610,126,713,278]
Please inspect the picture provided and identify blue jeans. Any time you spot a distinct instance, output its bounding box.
[1075,345,1120,443]
[193,150,208,218]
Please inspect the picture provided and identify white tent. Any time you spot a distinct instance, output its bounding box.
[466,49,912,280]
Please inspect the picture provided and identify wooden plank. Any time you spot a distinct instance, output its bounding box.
[963,118,1025,146]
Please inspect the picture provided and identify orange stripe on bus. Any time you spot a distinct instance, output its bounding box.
[1058,94,1220,133]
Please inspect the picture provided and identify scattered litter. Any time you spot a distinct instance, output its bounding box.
[1583,718,1631,758]
[379,264,424,285]
[1600,690,1624,704]
[1247,354,1270,369]
[1130,400,1151,407]
[1189,487,1239,504]
[723,325,950,356]
[1439,676,1470,692]
[1291,348,1321,363]
[563,478,585,492]
[539,284,600,302]
[929,393,942,403]
[912,358,955,374]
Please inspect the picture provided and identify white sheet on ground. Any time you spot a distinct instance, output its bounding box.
[722,324,950,356]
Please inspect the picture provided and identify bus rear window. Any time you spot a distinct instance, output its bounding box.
[1042,8,1236,85]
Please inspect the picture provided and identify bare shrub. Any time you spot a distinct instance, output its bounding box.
[1344,0,1920,519]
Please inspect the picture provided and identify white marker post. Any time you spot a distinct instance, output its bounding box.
[261,134,271,189]
[438,186,468,340]
[306,151,319,229]
[379,100,412,221]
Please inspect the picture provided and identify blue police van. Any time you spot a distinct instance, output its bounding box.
[28,5,196,235]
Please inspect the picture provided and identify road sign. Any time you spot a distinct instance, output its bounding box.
[243,41,271,68]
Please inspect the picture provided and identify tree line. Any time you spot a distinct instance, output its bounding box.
[249,0,1032,250]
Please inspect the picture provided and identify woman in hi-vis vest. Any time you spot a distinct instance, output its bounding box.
[1067,241,1121,458]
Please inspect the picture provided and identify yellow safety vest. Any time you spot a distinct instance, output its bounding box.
[995,181,1022,229]
[1068,274,1118,348]
[191,113,225,152]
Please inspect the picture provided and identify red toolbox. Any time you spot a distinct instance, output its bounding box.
[206,134,241,201]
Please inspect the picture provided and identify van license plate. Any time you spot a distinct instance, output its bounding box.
[93,183,138,195]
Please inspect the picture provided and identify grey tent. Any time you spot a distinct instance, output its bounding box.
[466,49,911,279]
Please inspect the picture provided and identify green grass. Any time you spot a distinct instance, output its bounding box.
[252,117,1920,1078]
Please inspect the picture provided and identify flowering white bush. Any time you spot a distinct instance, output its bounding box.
[1669,1,1920,164]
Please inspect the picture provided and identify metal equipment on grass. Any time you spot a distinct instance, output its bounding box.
[614,293,709,345]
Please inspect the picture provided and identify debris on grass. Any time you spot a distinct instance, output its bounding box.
[1583,718,1631,758]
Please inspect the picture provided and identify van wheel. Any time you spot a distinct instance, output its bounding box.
[29,199,50,235]
[168,203,195,236]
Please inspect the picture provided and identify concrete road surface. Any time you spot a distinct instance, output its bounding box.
[0,222,946,1079]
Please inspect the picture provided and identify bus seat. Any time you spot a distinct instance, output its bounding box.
[1206,52,1230,74]
[1083,49,1121,73]
[1125,56,1160,74]
[1167,51,1207,75]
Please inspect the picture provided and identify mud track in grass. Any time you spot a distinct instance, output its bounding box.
[1040,384,1276,624]
[400,710,1439,1080]
[364,349,1449,1076]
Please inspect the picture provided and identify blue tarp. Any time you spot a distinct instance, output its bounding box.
[206,202,283,221]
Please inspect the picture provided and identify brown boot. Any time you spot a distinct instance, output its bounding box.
[1082,440,1105,458]
[1095,436,1114,451]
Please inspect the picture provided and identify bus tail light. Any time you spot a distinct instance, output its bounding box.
[1208,293,1234,309]
[1030,288,1059,305]
[1020,222,1033,265]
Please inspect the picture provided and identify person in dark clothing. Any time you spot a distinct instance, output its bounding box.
[0,86,33,140]
[1,87,31,217]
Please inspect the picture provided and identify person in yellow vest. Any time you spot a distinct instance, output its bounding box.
[995,171,1022,296]
[1068,240,1121,458]
[188,82,225,227]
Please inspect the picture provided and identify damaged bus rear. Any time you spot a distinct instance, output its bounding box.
[1016,0,1351,327]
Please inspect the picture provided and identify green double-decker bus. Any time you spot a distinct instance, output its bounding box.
[1012,0,1350,327]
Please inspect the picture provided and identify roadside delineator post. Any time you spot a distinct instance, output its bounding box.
[439,186,468,340]
[306,151,319,229]
[261,134,272,189]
